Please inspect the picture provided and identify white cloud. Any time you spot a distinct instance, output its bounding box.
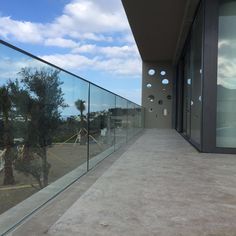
[40,53,141,77]
[99,45,139,58]
[218,39,236,89]
[44,37,79,48]
[0,16,44,43]
[41,53,96,70]
[0,0,132,44]
[218,56,236,88]
[71,44,139,58]
[96,58,141,76]
[0,56,46,83]
[71,44,96,53]
[54,0,129,34]
[0,0,141,83]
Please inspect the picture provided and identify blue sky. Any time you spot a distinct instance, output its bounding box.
[0,0,142,104]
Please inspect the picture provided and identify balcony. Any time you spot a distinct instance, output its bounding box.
[6,129,236,235]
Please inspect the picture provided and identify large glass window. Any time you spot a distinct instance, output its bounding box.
[0,41,143,233]
[114,96,128,150]
[217,0,236,147]
[89,85,115,168]
[189,6,203,144]
[0,43,89,216]
[183,44,191,137]
[182,6,203,144]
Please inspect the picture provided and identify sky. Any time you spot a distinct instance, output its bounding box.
[0,0,142,104]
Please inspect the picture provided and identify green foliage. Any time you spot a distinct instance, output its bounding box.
[18,67,67,147]
[0,84,16,184]
[11,67,66,188]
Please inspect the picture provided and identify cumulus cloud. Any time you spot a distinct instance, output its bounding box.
[40,53,141,77]
[0,55,44,83]
[71,44,139,58]
[95,58,141,76]
[41,54,96,70]
[52,0,129,35]
[0,0,141,83]
[0,0,130,43]
[218,39,236,89]
[0,16,44,43]
[44,37,79,48]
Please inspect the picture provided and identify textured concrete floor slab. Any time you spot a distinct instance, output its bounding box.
[45,129,236,236]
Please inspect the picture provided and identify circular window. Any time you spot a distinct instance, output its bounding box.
[162,79,169,85]
[148,69,156,76]
[146,83,152,88]
[160,70,166,76]
[187,79,191,85]
[149,108,153,112]
[158,100,163,105]
[167,95,172,100]
[148,95,155,102]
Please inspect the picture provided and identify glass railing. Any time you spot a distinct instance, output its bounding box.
[0,40,144,234]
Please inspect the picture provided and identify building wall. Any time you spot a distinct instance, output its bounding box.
[142,62,173,128]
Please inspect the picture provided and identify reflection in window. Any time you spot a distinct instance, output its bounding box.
[0,41,144,227]
[217,0,236,147]
[0,43,89,215]
[89,85,115,168]
[189,5,203,144]
[114,96,128,150]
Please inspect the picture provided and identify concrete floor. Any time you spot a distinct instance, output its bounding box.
[11,129,236,236]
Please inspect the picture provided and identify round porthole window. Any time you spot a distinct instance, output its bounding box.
[160,70,166,76]
[149,108,153,112]
[148,69,156,76]
[148,95,155,102]
[146,83,152,88]
[162,79,169,85]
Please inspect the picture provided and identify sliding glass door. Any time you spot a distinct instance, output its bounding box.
[182,45,191,137]
[181,4,203,148]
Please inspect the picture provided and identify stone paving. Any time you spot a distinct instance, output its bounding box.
[12,129,236,236]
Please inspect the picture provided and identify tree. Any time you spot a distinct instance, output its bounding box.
[8,80,42,189]
[75,99,86,122]
[14,67,66,188]
[75,99,86,144]
[8,80,33,161]
[0,85,15,185]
